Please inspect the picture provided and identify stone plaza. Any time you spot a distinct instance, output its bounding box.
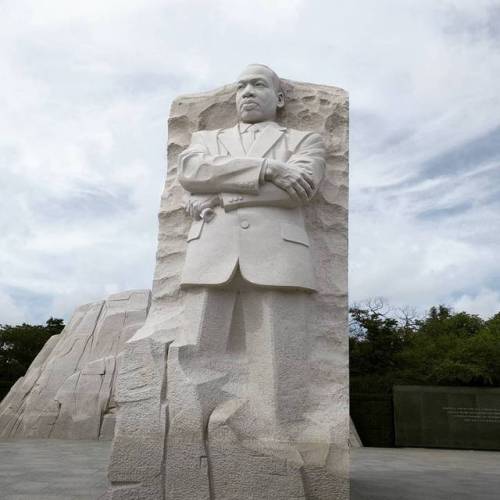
[1,440,499,500]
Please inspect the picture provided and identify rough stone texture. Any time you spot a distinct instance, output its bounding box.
[350,417,363,447]
[0,290,151,440]
[107,79,349,499]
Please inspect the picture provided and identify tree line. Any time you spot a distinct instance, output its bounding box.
[0,318,65,400]
[350,299,500,392]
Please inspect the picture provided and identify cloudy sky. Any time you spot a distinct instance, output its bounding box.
[1,0,499,324]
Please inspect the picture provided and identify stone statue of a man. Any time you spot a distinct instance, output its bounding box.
[179,64,325,290]
[162,64,328,499]
[107,64,349,500]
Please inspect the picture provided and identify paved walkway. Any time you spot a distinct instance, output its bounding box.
[0,440,500,499]
[0,439,110,499]
[351,447,500,500]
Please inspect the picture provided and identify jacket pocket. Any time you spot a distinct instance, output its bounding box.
[187,220,204,242]
[281,223,310,247]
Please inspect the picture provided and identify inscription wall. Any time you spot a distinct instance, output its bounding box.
[394,385,500,450]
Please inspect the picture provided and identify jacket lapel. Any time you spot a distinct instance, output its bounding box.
[217,125,246,157]
[247,123,286,158]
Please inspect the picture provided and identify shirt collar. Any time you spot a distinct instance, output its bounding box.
[238,121,283,133]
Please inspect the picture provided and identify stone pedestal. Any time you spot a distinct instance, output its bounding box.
[107,79,349,499]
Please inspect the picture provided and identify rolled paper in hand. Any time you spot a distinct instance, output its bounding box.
[200,207,215,223]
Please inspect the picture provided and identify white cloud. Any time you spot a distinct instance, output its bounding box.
[453,289,500,319]
[1,0,500,323]
[0,289,26,325]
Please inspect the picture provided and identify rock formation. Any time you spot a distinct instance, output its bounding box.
[0,290,150,440]
[107,76,349,499]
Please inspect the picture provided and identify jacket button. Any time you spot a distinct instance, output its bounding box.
[240,220,250,229]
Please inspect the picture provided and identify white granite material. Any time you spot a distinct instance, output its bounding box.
[0,290,151,440]
[107,67,349,499]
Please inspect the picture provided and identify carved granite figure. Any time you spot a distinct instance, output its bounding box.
[179,64,325,290]
[164,65,335,499]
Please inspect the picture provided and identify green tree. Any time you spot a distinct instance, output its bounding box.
[398,306,500,386]
[350,305,403,377]
[0,318,65,399]
[350,302,500,387]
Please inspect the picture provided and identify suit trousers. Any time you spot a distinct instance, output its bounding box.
[165,268,311,499]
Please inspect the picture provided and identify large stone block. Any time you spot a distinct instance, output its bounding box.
[0,289,151,440]
[108,74,349,499]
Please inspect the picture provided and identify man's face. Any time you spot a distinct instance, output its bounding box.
[235,66,284,123]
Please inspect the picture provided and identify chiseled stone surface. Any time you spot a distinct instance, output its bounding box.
[107,76,349,499]
[0,290,151,440]
[350,417,363,447]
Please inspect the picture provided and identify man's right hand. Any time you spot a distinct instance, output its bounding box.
[185,194,221,220]
[264,160,315,203]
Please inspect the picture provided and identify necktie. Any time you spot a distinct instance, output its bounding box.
[252,124,259,143]
[242,124,259,153]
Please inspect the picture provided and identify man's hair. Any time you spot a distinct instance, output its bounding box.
[245,64,282,95]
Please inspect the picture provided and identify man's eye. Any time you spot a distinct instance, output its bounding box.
[256,83,264,87]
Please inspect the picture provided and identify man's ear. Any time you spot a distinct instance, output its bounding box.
[276,91,285,109]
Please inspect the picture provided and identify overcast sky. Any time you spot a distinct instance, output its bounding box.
[1,0,499,324]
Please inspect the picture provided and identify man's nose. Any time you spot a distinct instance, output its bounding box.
[242,84,255,97]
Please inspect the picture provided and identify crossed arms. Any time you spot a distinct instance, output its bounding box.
[177,130,326,219]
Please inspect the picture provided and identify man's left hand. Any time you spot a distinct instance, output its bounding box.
[185,194,221,220]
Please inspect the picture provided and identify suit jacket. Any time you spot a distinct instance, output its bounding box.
[177,121,326,291]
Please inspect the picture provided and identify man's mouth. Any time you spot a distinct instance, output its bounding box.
[241,101,258,110]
